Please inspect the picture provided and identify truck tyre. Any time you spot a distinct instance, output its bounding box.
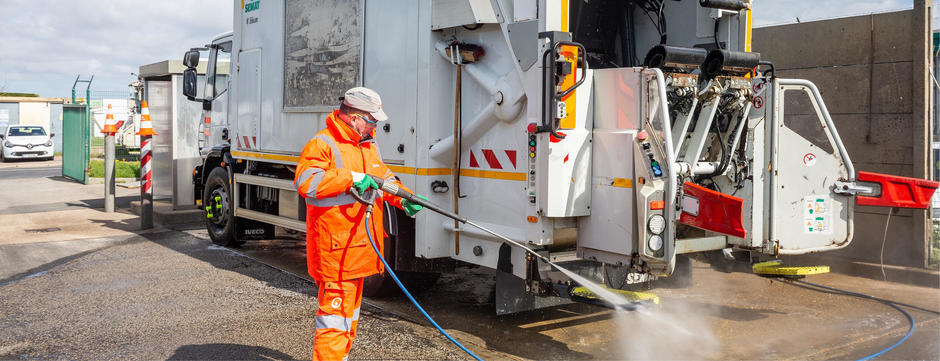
[203,166,242,247]
[364,271,441,298]
[362,233,441,297]
[363,235,401,297]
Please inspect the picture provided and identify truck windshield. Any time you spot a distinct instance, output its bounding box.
[9,126,46,136]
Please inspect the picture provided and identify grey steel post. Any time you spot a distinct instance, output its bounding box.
[104,134,115,212]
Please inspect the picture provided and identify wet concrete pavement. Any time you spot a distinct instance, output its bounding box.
[0,160,507,360]
[227,233,940,360]
[1,158,939,360]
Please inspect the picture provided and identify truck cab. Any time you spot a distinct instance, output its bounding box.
[184,32,232,151]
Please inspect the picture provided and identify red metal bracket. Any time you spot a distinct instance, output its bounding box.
[678,182,747,239]
[855,171,939,209]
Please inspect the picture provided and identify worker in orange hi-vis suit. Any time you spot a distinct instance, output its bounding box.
[294,87,425,360]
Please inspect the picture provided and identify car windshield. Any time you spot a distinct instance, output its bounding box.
[8,126,46,136]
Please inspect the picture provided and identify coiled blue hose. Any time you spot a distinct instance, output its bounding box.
[364,212,484,361]
[793,280,915,361]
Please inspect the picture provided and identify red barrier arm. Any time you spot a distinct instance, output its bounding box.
[678,182,747,239]
[856,171,940,209]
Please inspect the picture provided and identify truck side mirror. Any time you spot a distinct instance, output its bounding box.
[183,68,199,100]
[183,49,200,68]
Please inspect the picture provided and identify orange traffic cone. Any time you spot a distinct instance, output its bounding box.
[101,104,117,134]
[136,100,158,136]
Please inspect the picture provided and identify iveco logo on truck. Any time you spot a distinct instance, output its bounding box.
[243,228,265,235]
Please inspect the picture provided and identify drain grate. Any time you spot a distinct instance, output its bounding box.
[25,227,62,233]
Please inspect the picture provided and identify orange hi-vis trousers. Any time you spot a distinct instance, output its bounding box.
[313,278,364,361]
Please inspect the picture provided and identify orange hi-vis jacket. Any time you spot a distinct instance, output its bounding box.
[294,110,408,281]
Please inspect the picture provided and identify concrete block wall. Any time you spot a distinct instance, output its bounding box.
[753,2,933,268]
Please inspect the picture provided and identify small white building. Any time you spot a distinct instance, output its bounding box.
[0,96,67,152]
[138,60,207,209]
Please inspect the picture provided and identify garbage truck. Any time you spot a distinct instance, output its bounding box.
[180,0,938,314]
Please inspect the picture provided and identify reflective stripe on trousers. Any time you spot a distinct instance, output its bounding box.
[315,308,361,331]
[313,278,364,361]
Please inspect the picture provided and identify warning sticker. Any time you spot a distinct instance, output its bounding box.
[802,153,817,167]
[752,80,767,96]
[803,196,832,234]
[753,96,764,109]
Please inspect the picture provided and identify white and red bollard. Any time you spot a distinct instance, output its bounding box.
[137,100,157,229]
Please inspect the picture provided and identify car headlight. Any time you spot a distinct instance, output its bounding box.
[44,140,53,147]
[3,140,12,148]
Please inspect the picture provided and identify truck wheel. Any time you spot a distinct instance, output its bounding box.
[362,232,442,297]
[363,236,400,297]
[203,167,242,247]
[364,271,441,298]
[363,271,401,297]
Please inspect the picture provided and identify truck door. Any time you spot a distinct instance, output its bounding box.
[766,79,855,254]
[205,41,232,147]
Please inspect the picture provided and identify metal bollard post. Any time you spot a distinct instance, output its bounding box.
[101,103,117,213]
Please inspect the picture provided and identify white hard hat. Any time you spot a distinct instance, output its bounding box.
[342,87,388,122]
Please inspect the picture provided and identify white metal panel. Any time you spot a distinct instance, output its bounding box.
[363,0,419,164]
[578,68,643,264]
[431,0,501,30]
[513,0,537,21]
[577,131,637,265]
[414,10,536,260]
[769,83,852,253]
[145,80,173,201]
[592,68,642,130]
[236,48,261,151]
[541,70,593,217]
[172,74,203,210]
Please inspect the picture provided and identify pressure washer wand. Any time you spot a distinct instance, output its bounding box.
[369,176,554,265]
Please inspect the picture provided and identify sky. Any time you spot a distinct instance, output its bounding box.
[0,0,937,98]
[0,0,232,98]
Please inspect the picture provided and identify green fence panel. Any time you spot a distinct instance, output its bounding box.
[62,104,89,184]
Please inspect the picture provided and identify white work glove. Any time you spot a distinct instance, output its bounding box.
[351,171,365,183]
[350,171,379,194]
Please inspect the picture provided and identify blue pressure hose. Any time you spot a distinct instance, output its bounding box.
[364,212,484,361]
[791,280,916,361]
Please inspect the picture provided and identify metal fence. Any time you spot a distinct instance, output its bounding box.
[86,89,140,161]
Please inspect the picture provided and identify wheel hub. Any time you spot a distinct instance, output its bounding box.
[207,186,229,226]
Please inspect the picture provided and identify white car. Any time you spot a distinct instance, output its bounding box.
[1,125,54,161]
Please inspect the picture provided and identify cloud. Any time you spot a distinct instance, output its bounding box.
[0,0,231,97]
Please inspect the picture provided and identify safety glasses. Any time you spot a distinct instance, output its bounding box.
[353,114,378,125]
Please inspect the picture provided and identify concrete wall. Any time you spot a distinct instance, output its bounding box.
[753,2,933,268]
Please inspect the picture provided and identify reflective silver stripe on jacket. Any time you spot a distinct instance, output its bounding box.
[315,134,343,169]
[306,193,358,207]
[300,133,351,206]
[294,168,326,198]
[315,308,361,332]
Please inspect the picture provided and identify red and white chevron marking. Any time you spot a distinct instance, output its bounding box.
[140,137,152,195]
[236,135,258,149]
[468,149,518,170]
